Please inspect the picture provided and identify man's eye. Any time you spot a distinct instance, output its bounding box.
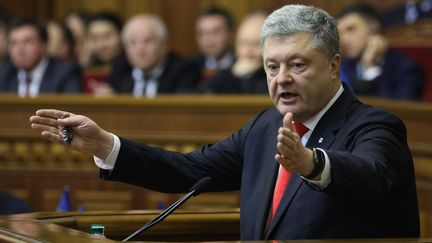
[266,64,278,71]
[266,64,279,75]
[291,62,305,71]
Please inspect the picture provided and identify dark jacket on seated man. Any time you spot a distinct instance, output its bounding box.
[106,52,201,95]
[0,58,83,95]
[0,191,31,215]
[205,68,268,94]
[341,49,426,100]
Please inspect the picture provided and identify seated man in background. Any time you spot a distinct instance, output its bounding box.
[205,10,268,94]
[0,18,83,97]
[92,14,200,97]
[80,12,123,69]
[337,3,425,100]
[189,7,235,88]
[46,21,76,62]
[64,11,90,67]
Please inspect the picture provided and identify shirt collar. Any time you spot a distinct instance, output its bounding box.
[205,50,234,70]
[20,58,49,82]
[133,61,165,81]
[301,84,344,141]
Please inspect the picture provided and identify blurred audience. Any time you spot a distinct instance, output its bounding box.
[0,18,83,97]
[64,11,90,66]
[205,11,268,94]
[92,14,200,97]
[0,191,31,215]
[47,21,75,61]
[337,3,426,100]
[380,0,432,28]
[189,7,235,87]
[81,12,123,69]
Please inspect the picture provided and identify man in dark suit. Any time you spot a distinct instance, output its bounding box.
[205,11,268,94]
[337,4,425,101]
[188,7,235,89]
[30,5,419,240]
[92,14,200,97]
[0,18,83,96]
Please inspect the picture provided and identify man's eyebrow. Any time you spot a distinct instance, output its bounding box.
[265,54,311,64]
[264,58,277,64]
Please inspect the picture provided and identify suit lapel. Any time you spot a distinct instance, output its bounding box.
[265,173,303,238]
[38,59,52,92]
[254,113,282,239]
[307,87,355,149]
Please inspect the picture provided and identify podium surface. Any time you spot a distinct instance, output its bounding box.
[0,209,430,243]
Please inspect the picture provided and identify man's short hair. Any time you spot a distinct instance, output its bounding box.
[121,14,168,44]
[336,3,382,32]
[89,12,123,33]
[260,5,340,60]
[9,18,48,43]
[199,7,235,31]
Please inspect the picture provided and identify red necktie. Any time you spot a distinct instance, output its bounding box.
[271,123,309,218]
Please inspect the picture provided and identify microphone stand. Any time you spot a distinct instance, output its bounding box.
[122,177,212,242]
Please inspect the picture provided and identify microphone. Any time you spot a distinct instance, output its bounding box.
[122,177,212,242]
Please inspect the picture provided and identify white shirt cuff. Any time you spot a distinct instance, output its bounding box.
[93,133,121,170]
[303,148,331,189]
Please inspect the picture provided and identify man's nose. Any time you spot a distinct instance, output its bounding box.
[276,66,294,85]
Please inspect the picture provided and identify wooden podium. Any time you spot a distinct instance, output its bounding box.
[0,209,431,243]
[0,209,240,242]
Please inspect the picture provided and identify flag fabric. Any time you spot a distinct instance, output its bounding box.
[56,186,71,212]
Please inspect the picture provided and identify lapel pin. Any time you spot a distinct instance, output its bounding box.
[318,137,323,143]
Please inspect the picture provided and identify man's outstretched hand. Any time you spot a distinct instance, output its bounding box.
[30,109,114,160]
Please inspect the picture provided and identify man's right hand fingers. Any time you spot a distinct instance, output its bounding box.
[35,109,71,119]
[283,112,294,129]
[41,130,65,144]
[30,115,60,128]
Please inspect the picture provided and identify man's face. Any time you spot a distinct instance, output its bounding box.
[195,15,232,59]
[262,33,340,122]
[337,13,370,59]
[235,16,264,63]
[9,26,46,71]
[88,21,121,63]
[123,20,166,72]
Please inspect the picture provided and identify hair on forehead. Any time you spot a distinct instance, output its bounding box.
[260,4,340,60]
[122,14,168,42]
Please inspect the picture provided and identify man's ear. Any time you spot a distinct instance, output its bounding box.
[330,53,341,80]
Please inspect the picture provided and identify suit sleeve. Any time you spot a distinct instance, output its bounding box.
[101,110,268,194]
[60,62,84,93]
[325,109,413,197]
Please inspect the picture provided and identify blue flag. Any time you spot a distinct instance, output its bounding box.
[56,186,71,212]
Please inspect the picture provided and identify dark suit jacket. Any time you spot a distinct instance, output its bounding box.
[102,86,419,240]
[341,49,425,100]
[0,58,83,94]
[106,53,201,94]
[186,52,235,91]
[204,68,268,94]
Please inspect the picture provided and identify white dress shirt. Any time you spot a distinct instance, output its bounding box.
[17,58,49,97]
